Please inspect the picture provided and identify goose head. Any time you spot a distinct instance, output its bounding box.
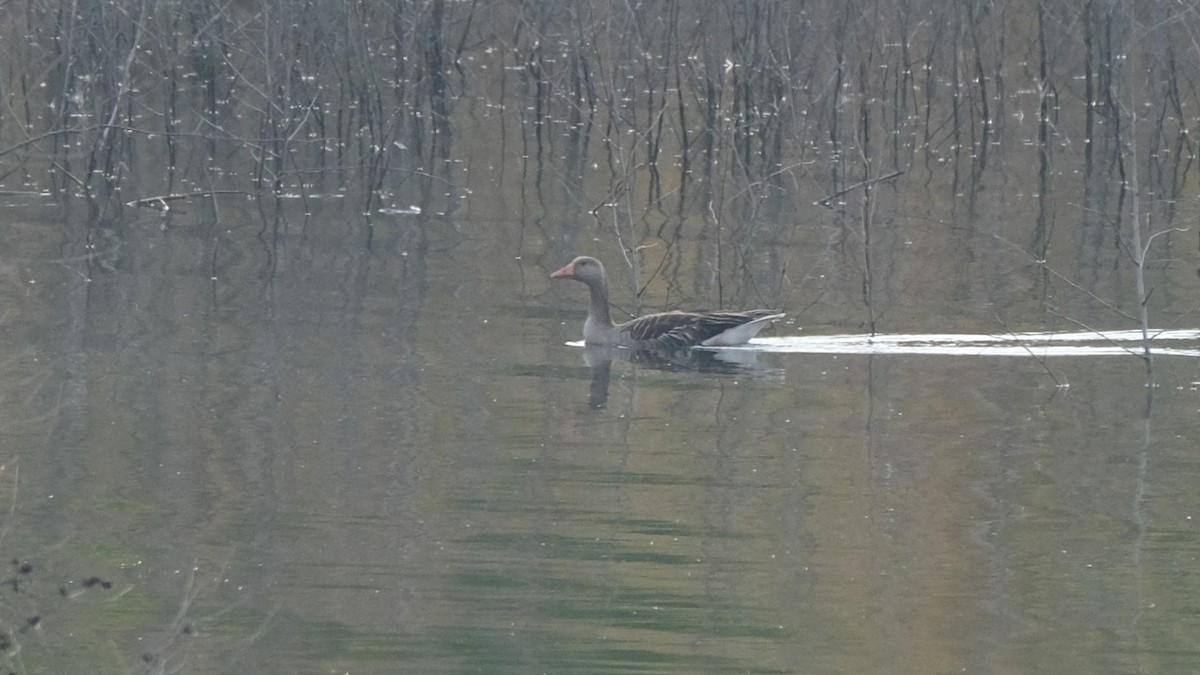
[550,256,607,288]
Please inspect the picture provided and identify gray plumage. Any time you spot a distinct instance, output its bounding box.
[551,256,784,348]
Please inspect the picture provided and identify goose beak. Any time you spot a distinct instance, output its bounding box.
[550,262,575,279]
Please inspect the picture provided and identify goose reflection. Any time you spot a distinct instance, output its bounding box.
[581,344,772,409]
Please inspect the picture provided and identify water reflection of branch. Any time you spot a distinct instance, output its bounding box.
[1130,377,1152,650]
[143,553,271,674]
[0,461,17,553]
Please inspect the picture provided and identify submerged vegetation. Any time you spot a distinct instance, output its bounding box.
[1,2,1195,206]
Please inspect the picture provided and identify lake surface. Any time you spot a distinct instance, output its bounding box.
[3,1,1200,672]
[0,194,1196,673]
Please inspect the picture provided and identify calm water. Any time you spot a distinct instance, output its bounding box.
[3,2,1200,671]
[0,192,1197,674]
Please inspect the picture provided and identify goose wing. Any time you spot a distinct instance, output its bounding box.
[621,310,782,349]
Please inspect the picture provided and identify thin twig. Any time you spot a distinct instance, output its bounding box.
[990,232,1138,323]
[126,191,251,210]
[990,313,1064,386]
[816,170,904,208]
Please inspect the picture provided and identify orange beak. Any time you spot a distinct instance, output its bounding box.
[550,262,575,279]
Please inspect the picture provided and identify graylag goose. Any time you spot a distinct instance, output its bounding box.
[551,256,784,349]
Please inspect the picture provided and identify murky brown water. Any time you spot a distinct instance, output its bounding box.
[3,2,1200,673]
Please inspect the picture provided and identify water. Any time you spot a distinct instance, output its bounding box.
[0,197,1196,674]
[3,2,1200,671]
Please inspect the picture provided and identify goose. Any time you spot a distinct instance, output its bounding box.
[551,256,784,349]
